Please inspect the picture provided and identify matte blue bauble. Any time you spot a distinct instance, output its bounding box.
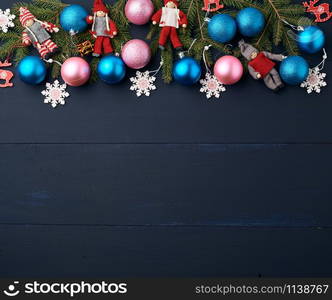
[236,7,265,37]
[18,56,47,85]
[208,14,237,43]
[172,57,202,86]
[98,55,126,84]
[297,26,325,54]
[60,4,88,34]
[280,56,309,85]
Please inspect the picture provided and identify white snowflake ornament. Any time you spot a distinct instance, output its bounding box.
[41,80,70,108]
[0,9,15,33]
[301,67,327,94]
[200,73,226,99]
[130,71,156,97]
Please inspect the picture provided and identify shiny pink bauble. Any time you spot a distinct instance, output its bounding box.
[125,0,154,25]
[121,39,151,69]
[214,55,243,85]
[61,57,91,87]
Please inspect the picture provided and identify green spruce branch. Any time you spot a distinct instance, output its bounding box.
[0,0,131,82]
[1,0,311,84]
[224,0,311,54]
[146,0,310,83]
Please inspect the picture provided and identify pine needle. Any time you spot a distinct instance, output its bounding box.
[0,0,308,84]
[0,0,131,81]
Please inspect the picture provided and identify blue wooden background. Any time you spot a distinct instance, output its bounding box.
[0,0,331,277]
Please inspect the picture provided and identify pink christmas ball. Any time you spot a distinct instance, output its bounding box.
[125,0,154,25]
[121,39,151,69]
[61,57,91,87]
[214,55,243,85]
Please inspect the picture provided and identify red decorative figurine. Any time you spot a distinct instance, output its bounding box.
[202,0,224,12]
[87,0,118,57]
[151,0,188,51]
[0,61,14,88]
[303,0,332,23]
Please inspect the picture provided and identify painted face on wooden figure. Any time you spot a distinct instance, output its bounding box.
[25,19,34,27]
[97,11,106,17]
[250,52,258,60]
[166,1,177,8]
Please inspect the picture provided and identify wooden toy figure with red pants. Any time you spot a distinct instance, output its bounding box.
[151,0,188,51]
[86,0,118,57]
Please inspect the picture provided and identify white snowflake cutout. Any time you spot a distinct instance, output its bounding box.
[41,80,70,108]
[0,9,15,33]
[130,71,156,97]
[301,67,327,94]
[200,73,226,99]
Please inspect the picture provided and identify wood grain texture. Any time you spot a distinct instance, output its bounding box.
[0,0,331,279]
[0,144,331,226]
[0,225,331,277]
[0,69,332,143]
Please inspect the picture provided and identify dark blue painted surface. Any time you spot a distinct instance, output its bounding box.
[0,0,331,277]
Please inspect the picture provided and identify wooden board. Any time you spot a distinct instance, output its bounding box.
[0,0,331,279]
[1,225,331,277]
[1,68,332,143]
[1,144,332,226]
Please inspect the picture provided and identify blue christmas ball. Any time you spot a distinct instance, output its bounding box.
[172,57,202,86]
[60,4,89,35]
[98,55,126,84]
[208,14,237,43]
[18,56,47,85]
[280,56,309,85]
[236,7,265,37]
[297,26,325,54]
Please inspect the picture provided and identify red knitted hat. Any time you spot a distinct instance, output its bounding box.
[93,0,109,13]
[164,0,179,7]
[19,7,35,27]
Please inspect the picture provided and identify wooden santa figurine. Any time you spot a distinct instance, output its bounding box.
[86,0,118,57]
[151,0,188,51]
[20,7,60,60]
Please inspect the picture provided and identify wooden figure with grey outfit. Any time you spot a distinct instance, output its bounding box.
[20,7,60,60]
[239,40,286,92]
[86,0,117,57]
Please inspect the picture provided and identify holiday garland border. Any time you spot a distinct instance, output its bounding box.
[0,0,321,85]
[147,0,312,83]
